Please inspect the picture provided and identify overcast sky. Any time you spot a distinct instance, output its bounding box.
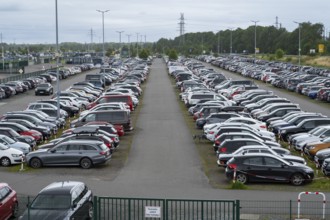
[0,0,328,44]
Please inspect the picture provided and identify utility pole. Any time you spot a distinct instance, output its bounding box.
[178,13,185,46]
[144,35,146,48]
[89,28,94,51]
[251,20,259,62]
[126,34,131,57]
[228,27,233,54]
[217,31,220,55]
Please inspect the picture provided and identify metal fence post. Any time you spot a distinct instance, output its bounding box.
[93,196,98,220]
[289,200,292,220]
[235,200,240,220]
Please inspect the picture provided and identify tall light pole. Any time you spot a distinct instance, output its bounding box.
[97,9,109,64]
[217,31,221,55]
[116,31,124,57]
[294,21,301,72]
[1,33,4,71]
[136,32,139,58]
[228,27,233,54]
[251,20,259,61]
[126,34,131,57]
[55,0,60,119]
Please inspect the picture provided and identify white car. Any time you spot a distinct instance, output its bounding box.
[0,134,30,155]
[0,143,24,166]
[80,103,128,117]
[223,117,267,130]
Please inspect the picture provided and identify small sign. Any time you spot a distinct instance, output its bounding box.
[145,206,161,218]
[19,69,24,74]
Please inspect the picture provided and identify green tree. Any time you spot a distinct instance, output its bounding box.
[139,49,149,59]
[168,49,178,60]
[275,48,285,59]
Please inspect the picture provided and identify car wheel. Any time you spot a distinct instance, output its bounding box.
[30,158,42,168]
[87,202,93,219]
[12,202,19,217]
[291,173,304,186]
[80,158,92,169]
[0,157,11,167]
[236,173,248,184]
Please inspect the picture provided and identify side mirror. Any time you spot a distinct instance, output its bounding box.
[81,118,86,122]
[50,149,56,153]
[72,202,77,210]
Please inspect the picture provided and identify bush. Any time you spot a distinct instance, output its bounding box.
[168,49,178,60]
[275,49,285,59]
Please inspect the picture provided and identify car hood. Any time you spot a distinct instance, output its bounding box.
[20,209,70,220]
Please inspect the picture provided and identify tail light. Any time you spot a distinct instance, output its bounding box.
[208,131,214,134]
[199,112,203,117]
[99,151,107,155]
[260,125,267,129]
[228,163,237,169]
[220,147,227,153]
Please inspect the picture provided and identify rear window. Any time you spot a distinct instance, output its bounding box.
[111,112,126,120]
[98,143,108,151]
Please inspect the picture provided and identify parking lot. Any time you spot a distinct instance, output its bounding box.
[1,58,330,211]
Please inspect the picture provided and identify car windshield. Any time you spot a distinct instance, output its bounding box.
[0,144,9,150]
[30,194,71,209]
[3,136,15,144]
[39,84,50,87]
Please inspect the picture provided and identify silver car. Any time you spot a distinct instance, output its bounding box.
[25,140,111,169]
[0,134,30,154]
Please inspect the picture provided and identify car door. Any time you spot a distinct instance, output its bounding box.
[262,156,288,182]
[241,156,265,182]
[0,186,11,219]
[66,144,83,165]
[43,144,69,166]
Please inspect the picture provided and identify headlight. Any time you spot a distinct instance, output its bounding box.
[35,88,38,91]
[310,146,315,150]
[281,130,286,133]
[25,138,31,142]
[11,154,20,157]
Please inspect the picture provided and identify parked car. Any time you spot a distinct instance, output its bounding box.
[26,140,111,169]
[19,181,93,220]
[0,143,24,166]
[217,145,304,167]
[0,134,30,155]
[0,183,18,220]
[35,83,54,96]
[225,153,314,186]
[321,158,330,176]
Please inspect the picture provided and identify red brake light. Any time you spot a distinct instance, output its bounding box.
[209,131,214,134]
[215,140,220,145]
[99,151,107,155]
[260,125,266,129]
[228,163,237,169]
[220,148,227,153]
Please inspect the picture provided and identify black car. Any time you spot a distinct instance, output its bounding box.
[314,148,330,168]
[0,127,36,148]
[19,181,93,220]
[225,153,314,186]
[35,83,54,96]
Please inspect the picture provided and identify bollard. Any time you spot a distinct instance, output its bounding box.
[19,156,25,172]
[233,168,236,183]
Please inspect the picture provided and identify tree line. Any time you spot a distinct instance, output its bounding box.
[154,22,329,57]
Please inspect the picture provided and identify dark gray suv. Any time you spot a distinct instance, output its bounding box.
[19,181,93,220]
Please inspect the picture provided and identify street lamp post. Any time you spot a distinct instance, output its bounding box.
[228,27,233,54]
[97,9,109,65]
[55,0,60,119]
[294,21,301,72]
[116,31,124,57]
[126,34,131,57]
[136,32,139,58]
[251,20,259,62]
[217,31,220,55]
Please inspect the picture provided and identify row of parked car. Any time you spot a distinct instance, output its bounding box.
[167,56,330,186]
[199,55,330,102]
[0,58,150,170]
[0,65,93,100]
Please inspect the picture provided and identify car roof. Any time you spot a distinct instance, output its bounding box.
[39,181,86,195]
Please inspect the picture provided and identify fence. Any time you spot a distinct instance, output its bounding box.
[0,68,59,84]
[16,195,328,220]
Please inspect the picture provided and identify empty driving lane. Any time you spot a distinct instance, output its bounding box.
[108,58,211,197]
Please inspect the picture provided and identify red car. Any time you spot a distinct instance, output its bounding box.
[0,183,18,220]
